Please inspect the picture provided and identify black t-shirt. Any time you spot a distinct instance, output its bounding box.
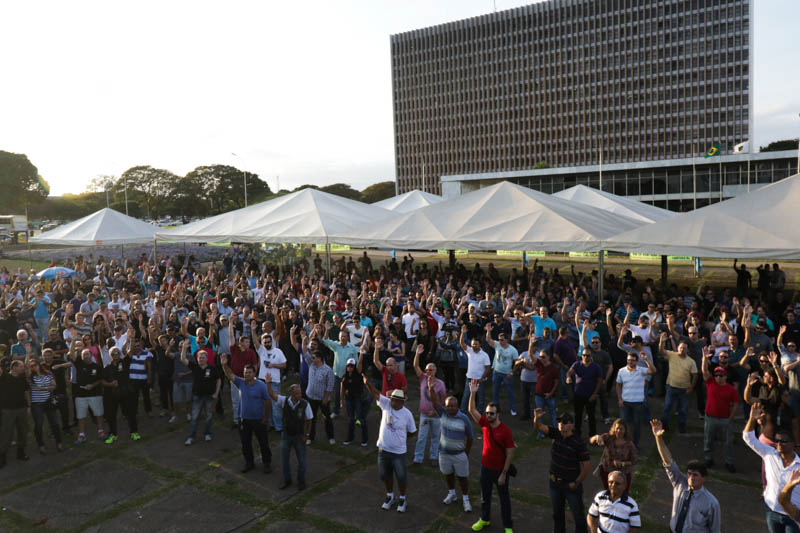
[74,358,103,397]
[188,361,220,396]
[341,370,365,400]
[0,373,29,409]
[44,339,69,356]
[546,426,591,482]
[103,358,132,395]
[49,357,69,395]
[153,346,175,379]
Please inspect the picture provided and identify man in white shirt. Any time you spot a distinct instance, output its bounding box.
[743,402,800,531]
[402,303,419,341]
[346,316,367,348]
[587,470,642,532]
[253,332,287,432]
[458,325,491,414]
[363,376,417,513]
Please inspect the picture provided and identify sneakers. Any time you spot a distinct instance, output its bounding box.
[305,439,312,445]
[204,434,212,442]
[504,529,513,533]
[361,441,368,447]
[74,434,86,445]
[131,433,142,441]
[381,494,395,510]
[97,429,106,440]
[463,498,472,512]
[342,441,351,446]
[186,413,192,421]
[355,419,362,426]
[168,415,177,424]
[104,434,118,445]
[330,413,339,419]
[328,438,336,445]
[472,519,491,531]
[603,417,612,425]
[185,437,194,446]
[510,409,517,416]
[159,410,168,417]
[443,492,458,505]
[396,497,407,513]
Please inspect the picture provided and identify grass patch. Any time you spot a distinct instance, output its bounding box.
[0,257,51,272]
[0,504,59,532]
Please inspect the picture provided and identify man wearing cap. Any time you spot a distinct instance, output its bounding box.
[412,345,446,466]
[701,346,738,472]
[587,470,642,533]
[469,379,515,533]
[322,323,358,418]
[534,407,590,533]
[363,374,417,513]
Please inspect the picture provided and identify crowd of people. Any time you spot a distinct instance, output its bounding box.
[1,249,799,532]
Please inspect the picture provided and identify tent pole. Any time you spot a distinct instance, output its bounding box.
[325,240,332,282]
[121,244,124,259]
[661,255,668,286]
[153,239,157,263]
[597,251,604,305]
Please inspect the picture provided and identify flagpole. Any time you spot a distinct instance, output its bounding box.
[692,142,697,210]
[747,158,751,192]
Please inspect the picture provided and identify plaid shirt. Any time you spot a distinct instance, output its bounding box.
[306,361,335,401]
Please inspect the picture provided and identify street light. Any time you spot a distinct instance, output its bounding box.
[230,152,248,207]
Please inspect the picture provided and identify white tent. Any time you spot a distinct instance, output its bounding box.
[334,181,643,251]
[373,189,443,213]
[554,184,676,223]
[155,188,393,244]
[31,208,159,246]
[606,174,800,258]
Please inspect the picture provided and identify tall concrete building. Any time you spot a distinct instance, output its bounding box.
[390,0,753,197]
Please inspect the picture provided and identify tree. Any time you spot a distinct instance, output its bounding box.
[319,183,361,201]
[184,165,271,214]
[533,160,552,169]
[120,166,178,218]
[0,151,49,212]
[760,139,798,152]
[361,181,396,203]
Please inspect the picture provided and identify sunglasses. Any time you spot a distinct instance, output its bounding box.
[760,360,769,364]
[775,438,792,444]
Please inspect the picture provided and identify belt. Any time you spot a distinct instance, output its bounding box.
[550,474,574,484]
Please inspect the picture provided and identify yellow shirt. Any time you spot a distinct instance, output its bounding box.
[664,351,697,389]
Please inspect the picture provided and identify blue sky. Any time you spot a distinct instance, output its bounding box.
[0,0,797,195]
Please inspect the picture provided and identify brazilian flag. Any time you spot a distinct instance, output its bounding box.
[704,144,721,158]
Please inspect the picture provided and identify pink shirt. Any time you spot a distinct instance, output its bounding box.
[419,375,446,417]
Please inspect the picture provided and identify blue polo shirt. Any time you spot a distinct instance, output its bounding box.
[234,376,269,420]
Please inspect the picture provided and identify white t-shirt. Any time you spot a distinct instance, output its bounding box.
[257,346,286,383]
[465,347,491,380]
[347,324,366,347]
[402,313,418,339]
[376,395,417,454]
[628,324,652,344]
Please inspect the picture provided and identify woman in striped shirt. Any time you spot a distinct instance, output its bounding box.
[28,359,63,453]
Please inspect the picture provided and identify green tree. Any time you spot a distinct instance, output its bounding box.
[184,165,271,213]
[361,181,396,203]
[533,160,552,169]
[0,151,49,212]
[319,183,361,201]
[120,166,178,218]
[760,139,798,152]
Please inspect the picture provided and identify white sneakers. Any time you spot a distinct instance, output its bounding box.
[381,494,395,510]
[396,498,407,513]
[443,492,458,505]
[184,437,193,446]
[463,498,472,512]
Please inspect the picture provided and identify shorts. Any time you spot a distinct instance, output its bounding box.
[173,382,193,404]
[378,449,408,485]
[439,452,469,477]
[75,396,104,419]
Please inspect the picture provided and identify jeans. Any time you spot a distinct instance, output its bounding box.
[558,366,571,401]
[413,414,441,462]
[766,503,800,533]
[534,395,557,436]
[439,361,457,391]
[549,478,588,533]
[661,385,690,431]
[491,371,517,413]
[332,376,342,415]
[104,392,138,435]
[281,433,307,484]
[158,375,173,411]
[480,466,512,529]
[573,395,596,437]
[35,317,50,342]
[598,388,610,419]
[704,415,734,465]
[378,449,408,485]
[460,377,486,413]
[622,401,644,448]
[240,419,271,467]
[188,395,214,439]
[308,398,334,441]
[0,408,28,454]
[31,403,61,447]
[345,396,369,444]
[130,380,152,415]
[269,384,283,431]
[230,383,242,423]
[521,381,536,418]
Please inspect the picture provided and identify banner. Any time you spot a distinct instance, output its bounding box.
[568,251,608,258]
[314,243,351,252]
[497,250,546,257]
[630,253,692,261]
[437,249,468,255]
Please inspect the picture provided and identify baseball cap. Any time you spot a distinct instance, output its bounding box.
[713,367,728,376]
[346,358,356,367]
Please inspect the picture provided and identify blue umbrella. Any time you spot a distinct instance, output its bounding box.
[36,267,77,280]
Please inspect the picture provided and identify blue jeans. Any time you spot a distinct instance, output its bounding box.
[661,385,690,431]
[549,479,588,533]
[622,401,644,448]
[269,385,283,431]
[332,375,342,415]
[188,395,214,439]
[492,371,517,413]
[378,449,408,485]
[534,395,557,436]
[766,503,800,533]
[558,366,570,401]
[413,414,441,462]
[35,317,50,342]
[345,396,370,444]
[480,466,512,529]
[280,433,307,485]
[461,377,486,414]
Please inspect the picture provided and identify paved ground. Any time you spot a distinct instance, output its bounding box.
[0,372,770,533]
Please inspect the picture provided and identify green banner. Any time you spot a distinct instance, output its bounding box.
[314,243,351,252]
[630,253,692,261]
[568,251,608,258]
[437,249,468,255]
[497,250,546,257]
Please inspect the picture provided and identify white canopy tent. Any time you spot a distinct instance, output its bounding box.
[606,173,800,258]
[31,208,159,246]
[554,184,676,223]
[156,187,393,244]
[333,181,643,251]
[373,189,443,213]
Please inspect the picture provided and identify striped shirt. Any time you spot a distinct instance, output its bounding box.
[437,407,474,455]
[30,373,54,404]
[615,366,649,403]
[305,359,335,401]
[129,350,153,381]
[588,490,641,532]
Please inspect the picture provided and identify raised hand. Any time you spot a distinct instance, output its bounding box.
[650,419,665,437]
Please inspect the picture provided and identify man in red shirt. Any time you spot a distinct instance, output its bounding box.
[701,346,739,472]
[467,379,514,532]
[373,350,407,397]
[228,332,259,428]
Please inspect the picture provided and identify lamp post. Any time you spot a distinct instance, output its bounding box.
[231,152,248,207]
